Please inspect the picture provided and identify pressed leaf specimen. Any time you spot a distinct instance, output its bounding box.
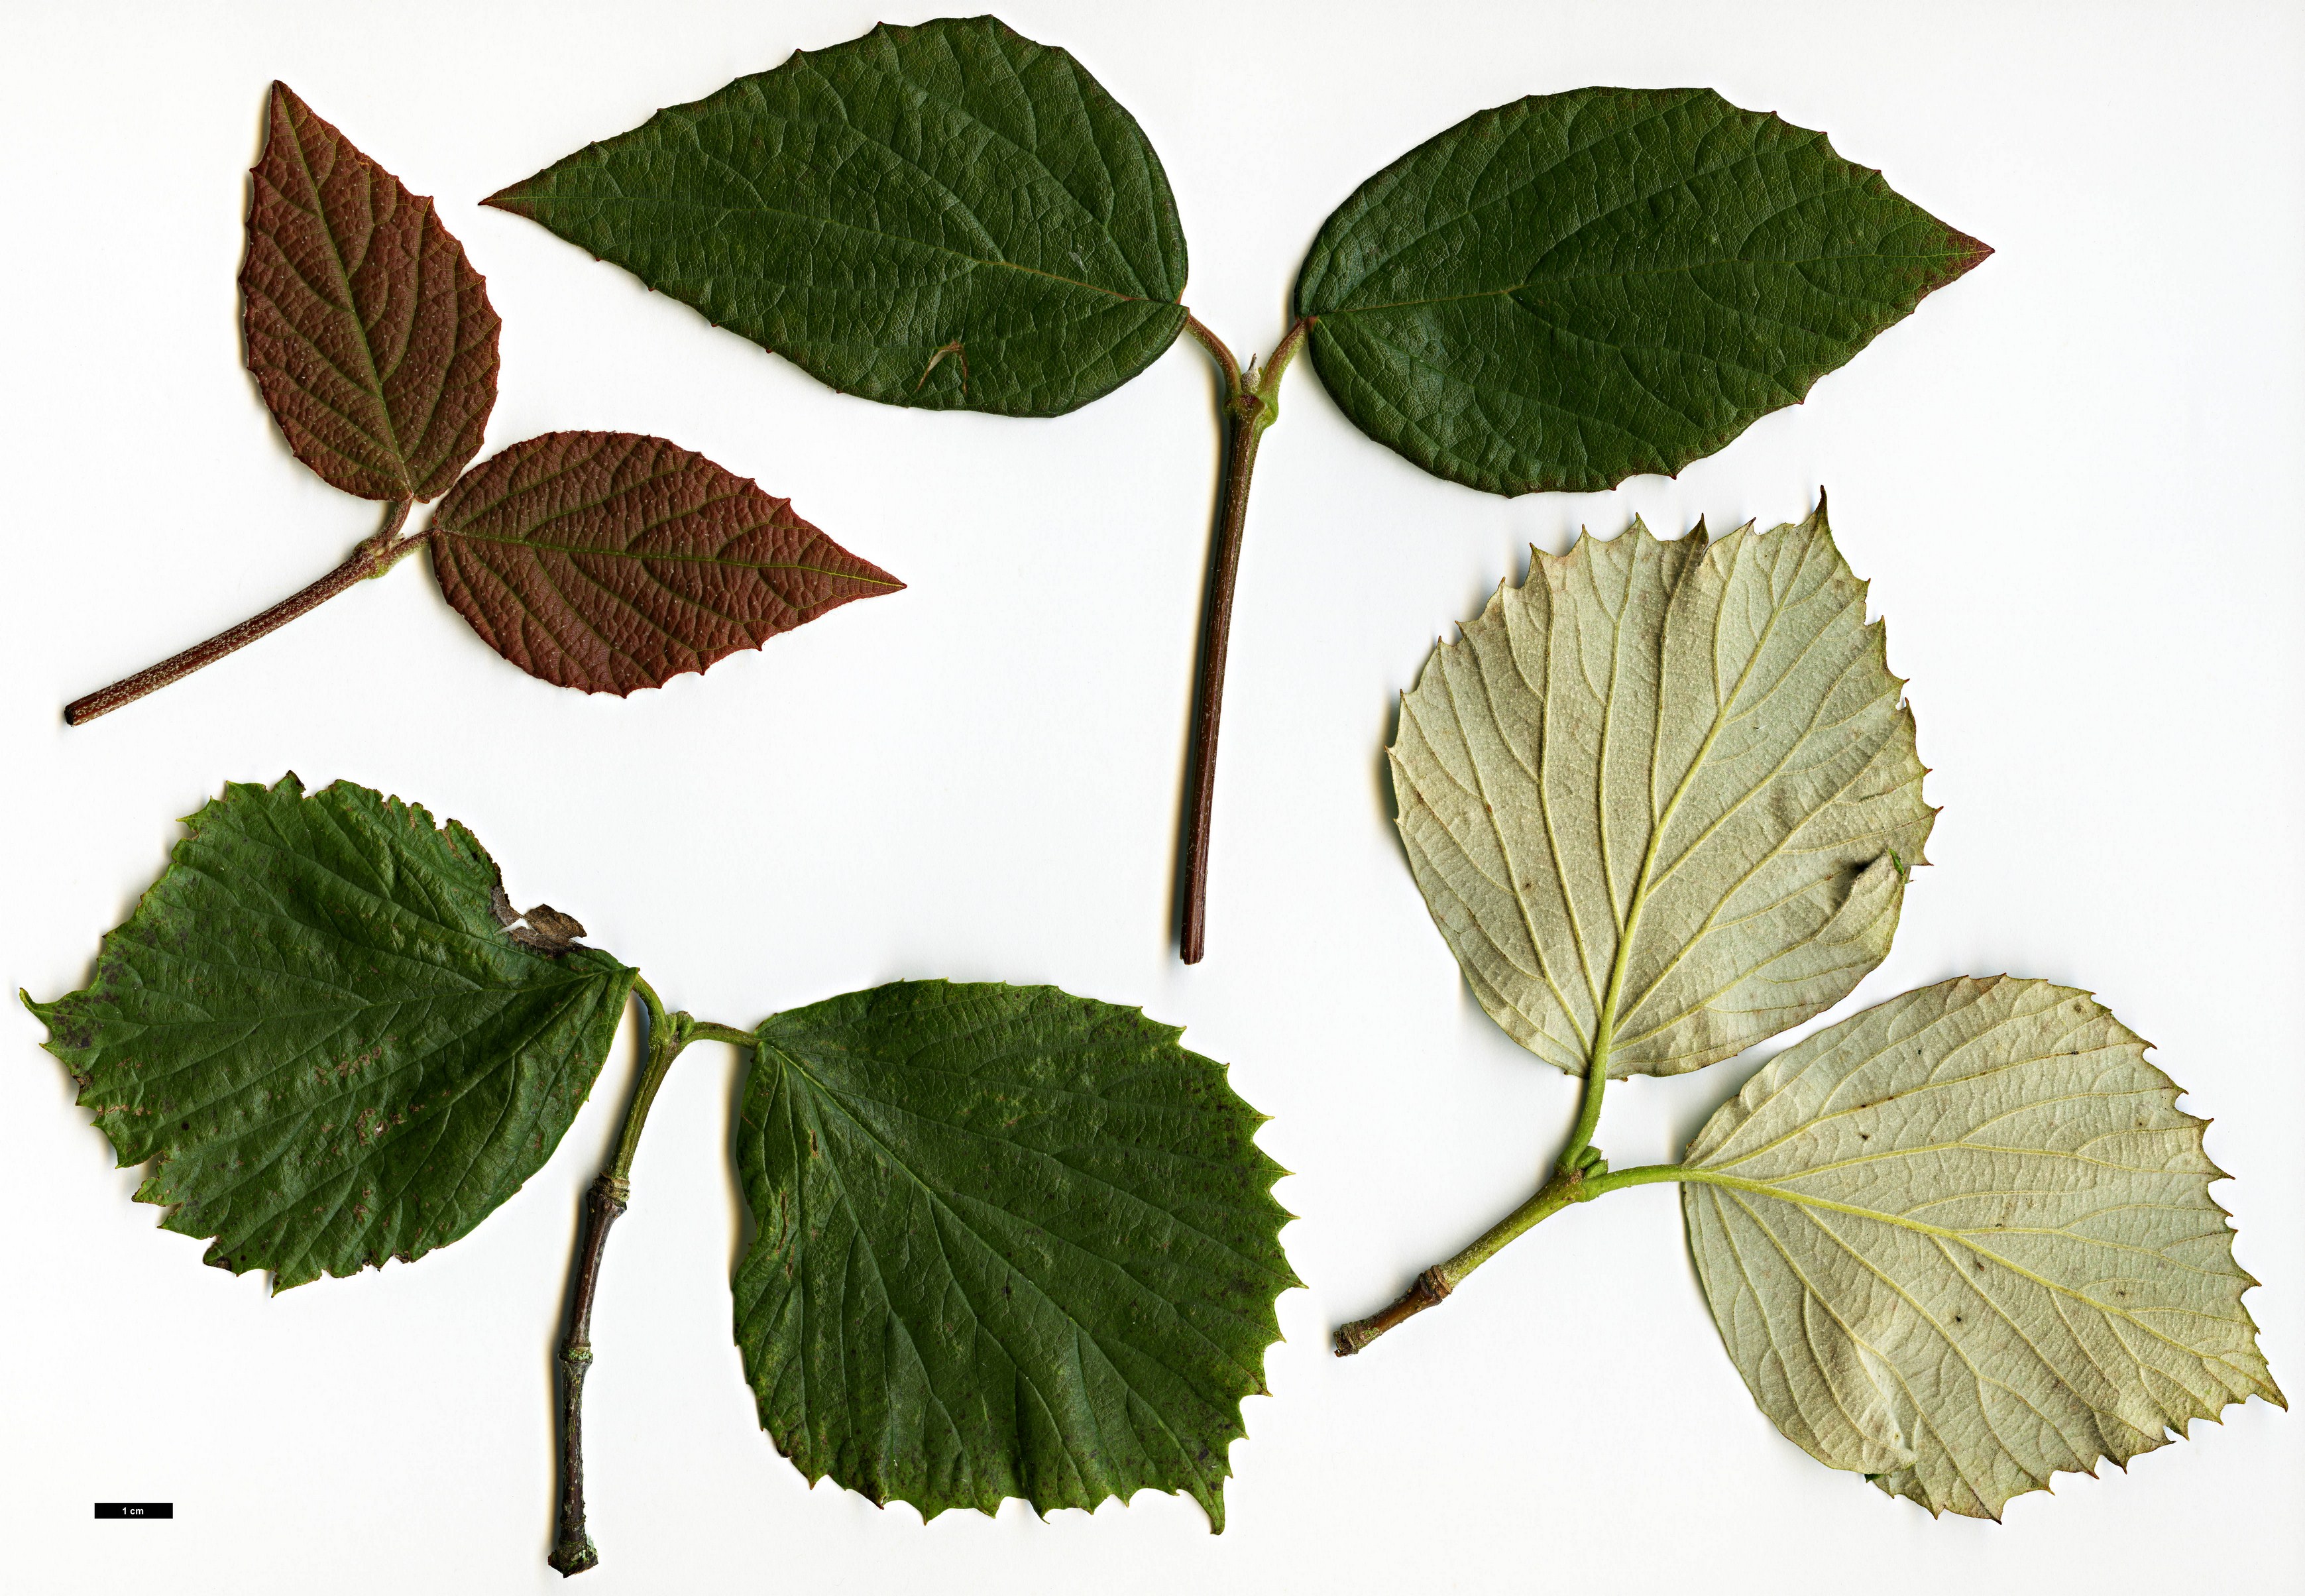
[1336,505,2280,1518]
[488,15,1989,960]
[64,83,899,725]
[27,776,1294,1573]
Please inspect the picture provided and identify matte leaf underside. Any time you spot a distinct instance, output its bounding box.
[486,15,1188,417]
[1389,505,1932,1078]
[243,82,500,502]
[732,981,1296,1528]
[1684,977,2282,1518]
[430,431,901,693]
[1298,87,1990,495]
[27,776,634,1289]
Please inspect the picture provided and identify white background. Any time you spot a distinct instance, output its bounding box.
[3,2,2299,1591]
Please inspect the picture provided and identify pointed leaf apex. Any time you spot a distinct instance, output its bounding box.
[1297,91,1989,493]
[735,979,1286,1527]
[485,16,1187,418]
[1687,977,2276,1518]
[242,85,499,502]
[1395,507,1930,1077]
[431,431,900,695]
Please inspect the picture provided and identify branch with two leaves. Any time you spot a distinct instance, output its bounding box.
[64,84,901,726]
[481,15,1989,962]
[27,777,1294,1574]
[71,19,1991,974]
[1337,506,2280,1518]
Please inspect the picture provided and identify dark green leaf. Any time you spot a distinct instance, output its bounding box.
[1296,87,1990,495]
[25,776,634,1290]
[733,981,1295,1528]
[486,17,1188,417]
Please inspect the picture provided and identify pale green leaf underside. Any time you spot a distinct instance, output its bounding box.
[25,776,633,1290]
[1684,977,2282,1518]
[1297,87,1989,495]
[1390,504,1932,1078]
[487,15,1188,417]
[732,980,1295,1529]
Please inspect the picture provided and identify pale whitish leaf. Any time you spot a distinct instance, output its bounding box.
[1388,504,1931,1078]
[1684,976,2282,1518]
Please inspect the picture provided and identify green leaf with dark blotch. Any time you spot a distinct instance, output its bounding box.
[1683,977,2282,1518]
[25,775,635,1290]
[1296,87,1989,496]
[430,431,902,695]
[484,16,1188,418]
[243,83,501,502]
[732,980,1296,1528]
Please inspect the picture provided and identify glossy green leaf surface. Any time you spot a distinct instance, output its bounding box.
[732,981,1294,1528]
[1390,505,1933,1078]
[1685,977,2282,1518]
[1298,87,1988,495]
[487,16,1188,417]
[26,776,634,1289]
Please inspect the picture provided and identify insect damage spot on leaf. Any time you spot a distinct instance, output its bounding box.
[23,776,635,1289]
[508,904,588,956]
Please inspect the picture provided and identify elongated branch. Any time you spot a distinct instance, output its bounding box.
[548,1172,627,1577]
[1334,1044,1673,1356]
[1333,1167,1585,1355]
[64,496,420,726]
[547,979,753,1577]
[550,980,684,1577]
[1176,314,1310,964]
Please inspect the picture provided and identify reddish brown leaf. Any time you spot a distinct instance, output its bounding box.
[429,431,902,693]
[242,82,500,502]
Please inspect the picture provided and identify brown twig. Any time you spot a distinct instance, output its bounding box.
[64,496,419,726]
[1176,315,1310,964]
[548,1173,629,1577]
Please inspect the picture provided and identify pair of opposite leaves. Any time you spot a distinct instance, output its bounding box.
[137,15,1984,705]
[34,508,2279,1532]
[27,773,1295,1530]
[230,80,901,698]
[1390,506,2279,1519]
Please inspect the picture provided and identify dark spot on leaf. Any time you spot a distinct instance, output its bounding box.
[507,902,587,956]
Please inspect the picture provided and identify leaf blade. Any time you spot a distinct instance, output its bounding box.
[484,17,1188,417]
[1297,87,1988,494]
[27,775,633,1289]
[732,980,1294,1528]
[429,431,902,695]
[1683,976,2282,1518]
[242,83,501,501]
[1388,504,1933,1077]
